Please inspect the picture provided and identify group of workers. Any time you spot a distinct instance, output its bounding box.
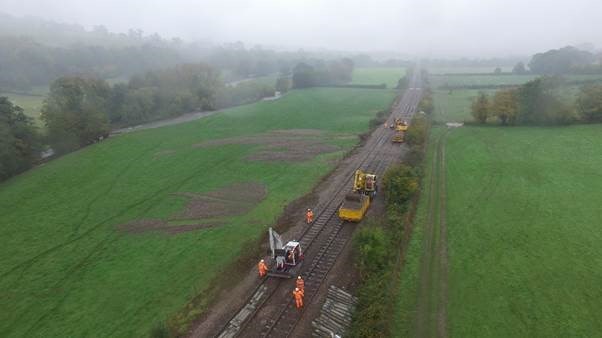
[255,208,313,309]
[257,262,306,309]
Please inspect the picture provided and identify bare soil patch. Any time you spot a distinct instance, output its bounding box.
[118,182,267,235]
[193,129,341,162]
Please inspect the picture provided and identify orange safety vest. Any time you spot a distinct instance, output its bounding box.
[258,261,267,273]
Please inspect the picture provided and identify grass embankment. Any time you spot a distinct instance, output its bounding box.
[445,125,602,337]
[352,67,406,89]
[0,87,396,337]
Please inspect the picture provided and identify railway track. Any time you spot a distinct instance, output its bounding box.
[215,72,423,338]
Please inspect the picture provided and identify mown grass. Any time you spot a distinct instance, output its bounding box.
[352,67,406,88]
[0,87,396,337]
[445,125,602,337]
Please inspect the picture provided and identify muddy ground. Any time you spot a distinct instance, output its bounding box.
[118,182,267,235]
[193,129,342,162]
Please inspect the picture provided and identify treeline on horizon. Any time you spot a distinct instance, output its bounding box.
[0,13,411,92]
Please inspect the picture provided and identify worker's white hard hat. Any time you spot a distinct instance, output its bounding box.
[260,259,264,262]
[295,288,299,291]
[298,276,301,279]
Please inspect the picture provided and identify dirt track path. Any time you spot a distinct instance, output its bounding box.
[415,129,449,338]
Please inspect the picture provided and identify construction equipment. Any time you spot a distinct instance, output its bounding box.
[339,170,377,222]
[267,227,304,278]
[394,118,409,132]
[392,132,405,143]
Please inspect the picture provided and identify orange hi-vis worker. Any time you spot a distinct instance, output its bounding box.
[306,208,314,224]
[258,259,268,277]
[293,287,304,308]
[296,276,305,292]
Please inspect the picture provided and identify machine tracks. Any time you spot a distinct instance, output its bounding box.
[213,75,423,338]
[415,129,450,338]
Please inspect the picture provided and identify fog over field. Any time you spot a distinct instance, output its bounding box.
[1,0,602,57]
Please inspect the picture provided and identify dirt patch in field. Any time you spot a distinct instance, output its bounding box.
[118,182,267,235]
[173,182,267,219]
[120,219,221,235]
[193,129,341,162]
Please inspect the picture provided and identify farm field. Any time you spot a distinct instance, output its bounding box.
[395,124,602,337]
[432,89,494,123]
[426,66,512,74]
[429,73,602,90]
[444,125,602,337]
[352,67,406,88]
[0,87,396,337]
[429,74,537,89]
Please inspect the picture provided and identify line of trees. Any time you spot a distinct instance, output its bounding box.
[40,62,280,155]
[471,77,602,125]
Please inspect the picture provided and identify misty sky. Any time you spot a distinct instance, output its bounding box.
[1,0,601,57]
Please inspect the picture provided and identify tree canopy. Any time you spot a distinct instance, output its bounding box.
[471,92,490,124]
[42,77,112,154]
[529,46,595,75]
[577,84,602,123]
[0,97,40,181]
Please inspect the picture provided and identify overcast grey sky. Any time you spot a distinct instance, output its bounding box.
[1,0,601,57]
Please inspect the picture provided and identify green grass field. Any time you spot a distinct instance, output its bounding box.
[429,74,537,89]
[430,73,602,90]
[352,67,406,88]
[433,89,498,123]
[0,87,396,337]
[426,66,513,75]
[444,125,602,337]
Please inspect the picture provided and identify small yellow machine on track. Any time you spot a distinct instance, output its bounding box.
[338,170,377,222]
[392,132,405,143]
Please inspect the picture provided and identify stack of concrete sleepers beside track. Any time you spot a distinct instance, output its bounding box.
[312,285,358,337]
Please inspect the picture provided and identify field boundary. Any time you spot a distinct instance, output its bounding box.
[415,129,449,338]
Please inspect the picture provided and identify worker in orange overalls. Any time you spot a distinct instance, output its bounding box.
[258,259,268,277]
[293,287,304,309]
[305,208,314,224]
[296,276,305,293]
